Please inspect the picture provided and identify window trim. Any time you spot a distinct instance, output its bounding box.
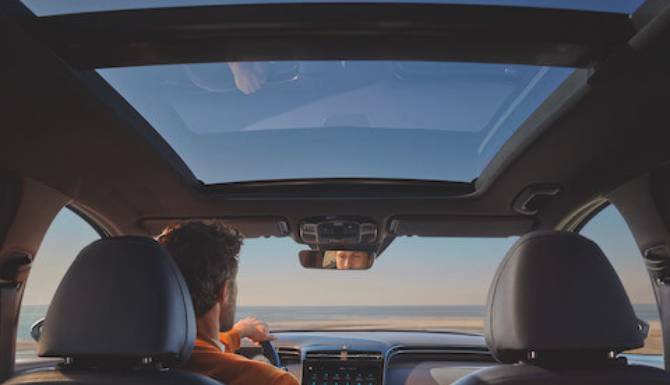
[15,205,104,363]
[64,205,110,238]
[556,197,610,233]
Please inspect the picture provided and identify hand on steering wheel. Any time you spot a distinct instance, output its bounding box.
[233,317,283,368]
[233,317,274,342]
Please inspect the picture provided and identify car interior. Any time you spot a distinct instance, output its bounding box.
[3,0,670,384]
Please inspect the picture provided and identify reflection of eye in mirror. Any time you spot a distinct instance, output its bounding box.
[299,250,374,270]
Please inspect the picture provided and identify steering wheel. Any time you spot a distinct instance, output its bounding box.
[260,340,283,369]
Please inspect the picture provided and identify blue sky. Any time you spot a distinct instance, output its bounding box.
[98,61,572,184]
[22,0,646,16]
[22,205,654,307]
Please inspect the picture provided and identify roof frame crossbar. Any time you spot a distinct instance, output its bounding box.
[6,2,635,69]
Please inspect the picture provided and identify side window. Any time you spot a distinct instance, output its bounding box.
[581,205,660,356]
[16,208,100,359]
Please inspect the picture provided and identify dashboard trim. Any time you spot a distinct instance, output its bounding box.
[383,346,494,385]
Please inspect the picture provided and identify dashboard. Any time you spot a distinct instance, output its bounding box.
[239,331,496,385]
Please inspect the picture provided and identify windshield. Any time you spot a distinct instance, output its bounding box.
[234,237,516,332]
[98,61,574,184]
[16,210,661,359]
[234,236,658,344]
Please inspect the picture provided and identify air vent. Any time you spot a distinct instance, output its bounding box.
[387,346,494,363]
[390,346,491,355]
[278,347,301,364]
[305,350,383,361]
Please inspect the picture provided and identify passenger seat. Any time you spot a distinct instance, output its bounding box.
[454,231,670,385]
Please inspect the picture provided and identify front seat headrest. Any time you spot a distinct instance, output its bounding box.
[486,231,645,364]
[38,236,196,367]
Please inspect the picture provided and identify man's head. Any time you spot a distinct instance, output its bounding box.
[335,250,371,270]
[157,221,243,331]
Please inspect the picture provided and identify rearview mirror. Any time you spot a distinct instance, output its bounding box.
[299,250,374,270]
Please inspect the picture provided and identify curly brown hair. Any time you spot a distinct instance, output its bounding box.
[157,221,242,316]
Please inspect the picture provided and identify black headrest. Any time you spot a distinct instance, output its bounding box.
[486,231,645,364]
[38,237,196,367]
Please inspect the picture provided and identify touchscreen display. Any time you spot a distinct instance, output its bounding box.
[303,359,383,385]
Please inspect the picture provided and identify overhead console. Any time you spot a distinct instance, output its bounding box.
[297,217,383,270]
[299,217,378,246]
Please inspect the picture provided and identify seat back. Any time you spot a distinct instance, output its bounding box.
[454,231,670,385]
[5,368,224,385]
[5,237,222,385]
[454,363,670,385]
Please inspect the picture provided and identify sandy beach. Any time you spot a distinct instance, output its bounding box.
[15,318,662,357]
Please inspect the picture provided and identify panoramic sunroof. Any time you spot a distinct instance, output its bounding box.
[98,61,573,184]
[22,0,646,16]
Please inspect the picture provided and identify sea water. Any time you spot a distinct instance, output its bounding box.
[16,303,659,342]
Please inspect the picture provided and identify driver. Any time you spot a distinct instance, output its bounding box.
[335,250,370,270]
[157,221,299,385]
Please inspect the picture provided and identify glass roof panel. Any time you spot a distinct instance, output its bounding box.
[22,0,646,17]
[98,61,573,184]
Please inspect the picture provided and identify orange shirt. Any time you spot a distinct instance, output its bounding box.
[182,330,300,385]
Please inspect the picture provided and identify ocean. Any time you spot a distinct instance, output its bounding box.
[16,303,660,343]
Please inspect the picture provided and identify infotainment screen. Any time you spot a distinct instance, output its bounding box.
[302,351,383,385]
